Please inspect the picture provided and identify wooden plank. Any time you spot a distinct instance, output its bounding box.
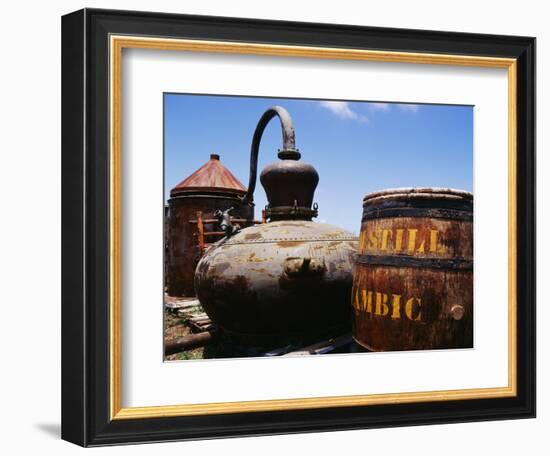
[188,320,216,333]
[164,298,201,310]
[189,218,218,224]
[189,318,211,324]
[263,344,296,356]
[282,334,353,356]
[188,313,209,318]
[196,210,205,254]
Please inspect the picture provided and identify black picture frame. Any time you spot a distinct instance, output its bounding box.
[62,8,535,447]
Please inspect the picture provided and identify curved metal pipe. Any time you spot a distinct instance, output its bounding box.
[241,106,299,206]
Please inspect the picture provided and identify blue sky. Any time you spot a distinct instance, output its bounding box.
[164,94,473,234]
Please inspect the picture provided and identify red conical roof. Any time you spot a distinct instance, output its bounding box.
[170,154,247,197]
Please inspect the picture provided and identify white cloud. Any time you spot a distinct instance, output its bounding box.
[367,102,390,112]
[398,104,420,113]
[318,101,369,123]
[318,101,356,119]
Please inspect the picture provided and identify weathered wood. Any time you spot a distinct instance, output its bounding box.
[353,188,473,351]
[282,334,353,356]
[187,312,215,333]
[164,298,201,310]
[263,344,296,356]
[164,331,218,355]
[189,316,211,323]
[196,210,205,254]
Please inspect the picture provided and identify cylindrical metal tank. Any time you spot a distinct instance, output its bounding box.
[352,187,473,351]
[164,203,169,291]
[195,106,358,347]
[167,154,253,297]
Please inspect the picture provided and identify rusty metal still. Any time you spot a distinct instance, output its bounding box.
[166,154,253,297]
[194,106,358,346]
[352,188,473,351]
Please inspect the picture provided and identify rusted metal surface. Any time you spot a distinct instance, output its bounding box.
[166,154,253,297]
[164,204,169,290]
[241,106,298,207]
[191,214,265,254]
[167,197,253,296]
[195,106,358,347]
[195,221,357,346]
[171,153,247,196]
[241,106,319,221]
[352,188,473,351]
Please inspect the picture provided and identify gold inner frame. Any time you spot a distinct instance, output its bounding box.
[109,35,518,420]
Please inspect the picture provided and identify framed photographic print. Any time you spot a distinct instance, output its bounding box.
[61,8,535,446]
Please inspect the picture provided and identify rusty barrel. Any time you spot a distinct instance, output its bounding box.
[352,188,473,351]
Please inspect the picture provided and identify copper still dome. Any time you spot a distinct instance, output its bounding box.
[170,154,247,197]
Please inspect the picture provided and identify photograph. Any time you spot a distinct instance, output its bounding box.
[163,94,474,360]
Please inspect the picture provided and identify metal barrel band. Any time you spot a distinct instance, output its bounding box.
[356,253,474,271]
[266,205,318,219]
[361,207,473,222]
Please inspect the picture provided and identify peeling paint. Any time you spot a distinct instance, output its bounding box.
[195,221,358,345]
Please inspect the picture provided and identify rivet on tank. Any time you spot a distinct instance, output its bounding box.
[194,106,358,347]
